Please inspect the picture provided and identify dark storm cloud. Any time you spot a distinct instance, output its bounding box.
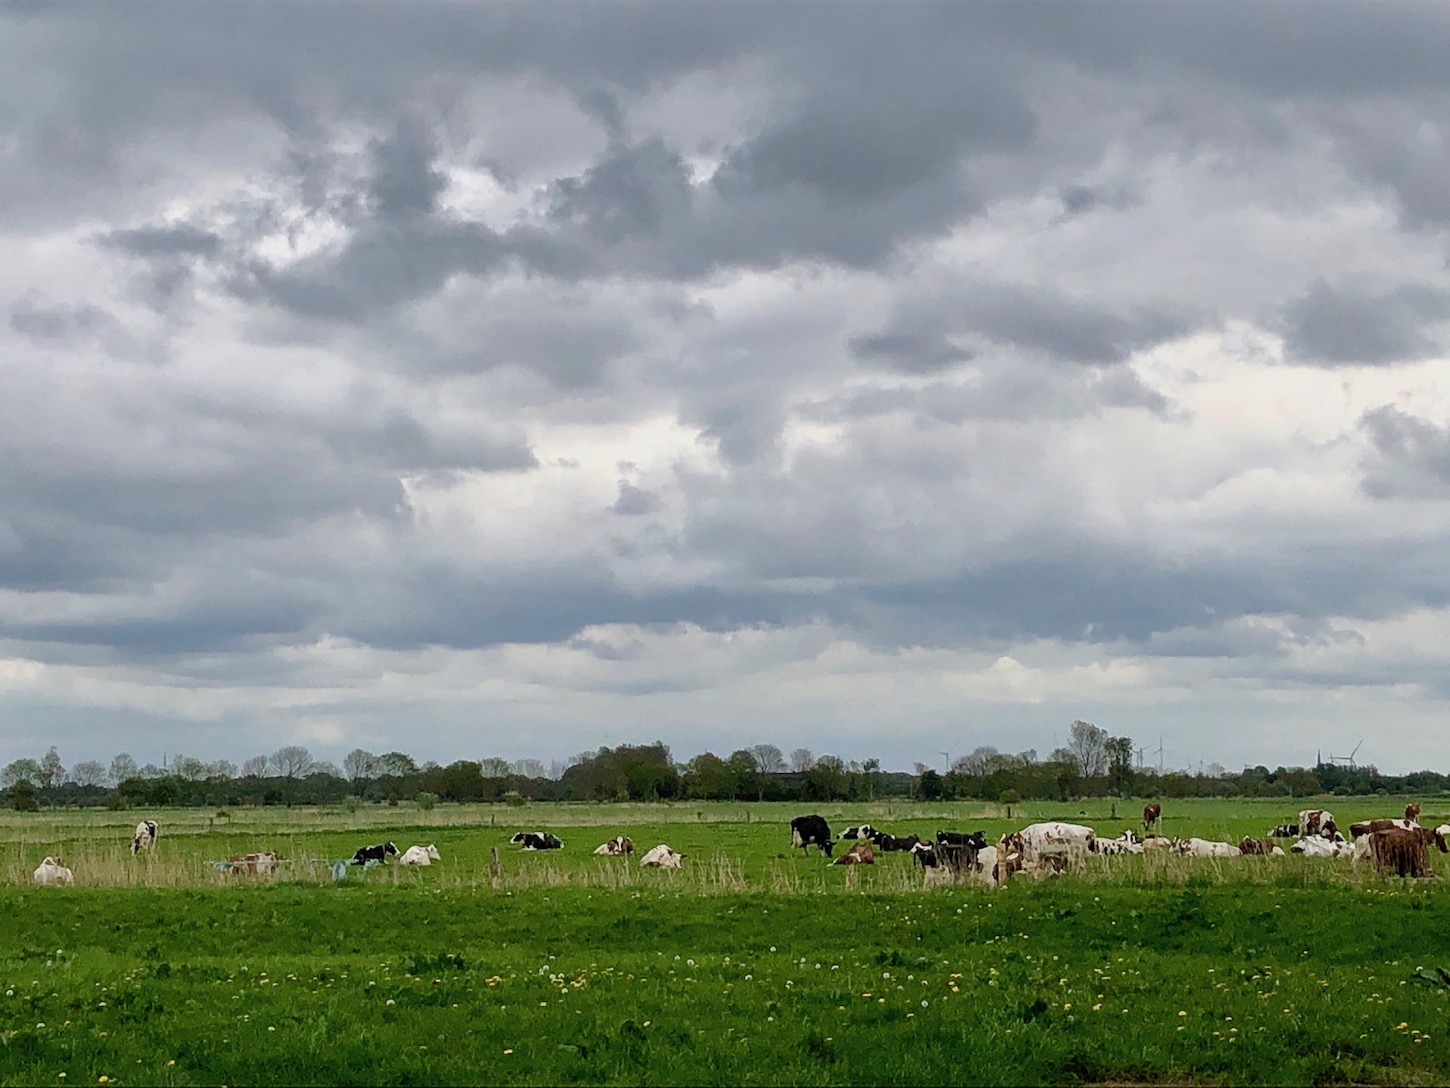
[1279,279,1450,367]
[1360,405,1450,499]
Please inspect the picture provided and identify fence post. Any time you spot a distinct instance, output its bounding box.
[491,847,501,889]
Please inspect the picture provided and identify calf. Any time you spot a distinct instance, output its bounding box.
[838,824,876,841]
[510,832,563,851]
[790,815,833,858]
[832,841,874,865]
[131,819,158,856]
[33,856,74,886]
[1369,826,1448,878]
[398,844,441,866]
[1143,802,1162,832]
[592,836,634,856]
[228,851,282,874]
[352,841,399,864]
[640,844,685,869]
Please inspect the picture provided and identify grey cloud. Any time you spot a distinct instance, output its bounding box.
[1360,405,1450,499]
[612,481,662,516]
[1280,279,1450,367]
[548,138,694,243]
[848,331,975,374]
[367,116,447,220]
[9,297,116,343]
[97,222,222,258]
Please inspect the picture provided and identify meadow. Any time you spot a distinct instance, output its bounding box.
[2,797,1449,1085]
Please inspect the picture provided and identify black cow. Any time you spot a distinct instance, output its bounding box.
[914,840,978,871]
[511,832,563,851]
[838,824,876,841]
[876,833,923,852]
[937,830,988,851]
[790,815,833,857]
[352,841,398,864]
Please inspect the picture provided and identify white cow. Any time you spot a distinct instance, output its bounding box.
[33,857,74,886]
[131,819,158,855]
[1293,835,1351,858]
[1097,831,1145,856]
[640,844,685,869]
[1298,809,1336,838]
[398,844,440,866]
[1002,822,1096,871]
[1178,838,1242,858]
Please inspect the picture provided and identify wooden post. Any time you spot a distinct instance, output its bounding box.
[490,847,501,889]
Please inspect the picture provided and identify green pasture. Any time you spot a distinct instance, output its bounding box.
[2,797,1449,1085]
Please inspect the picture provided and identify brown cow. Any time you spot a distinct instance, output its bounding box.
[832,841,874,865]
[1143,802,1162,832]
[1238,837,1279,856]
[1351,818,1413,840]
[1369,827,1448,878]
[1406,802,1422,826]
[227,851,282,874]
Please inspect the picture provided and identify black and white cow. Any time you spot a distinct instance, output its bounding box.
[790,815,833,857]
[875,833,923,852]
[937,830,988,851]
[511,832,563,851]
[131,819,158,856]
[838,824,876,841]
[352,841,399,864]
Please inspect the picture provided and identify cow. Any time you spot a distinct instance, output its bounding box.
[1238,837,1285,856]
[1002,823,1096,870]
[1143,802,1162,832]
[227,852,282,874]
[912,840,978,871]
[1406,802,1422,826]
[1098,831,1145,856]
[510,832,563,851]
[640,844,685,869]
[1142,835,1176,850]
[33,856,73,886]
[593,836,634,856]
[398,844,440,866]
[875,833,922,852]
[131,819,158,856]
[1350,818,1416,840]
[838,825,876,841]
[832,841,874,865]
[937,830,989,851]
[1369,826,1448,878]
[1292,835,1351,858]
[352,841,399,864]
[1177,838,1241,858]
[790,815,833,858]
[1268,824,1299,838]
[1298,810,1335,838]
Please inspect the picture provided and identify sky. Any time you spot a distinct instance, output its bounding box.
[3,1,1450,776]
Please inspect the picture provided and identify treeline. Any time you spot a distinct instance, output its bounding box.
[1,724,1444,811]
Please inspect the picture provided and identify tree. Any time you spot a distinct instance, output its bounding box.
[2,758,41,788]
[918,768,944,801]
[108,753,139,786]
[241,755,270,778]
[749,744,786,774]
[378,751,418,777]
[861,757,882,801]
[37,747,65,790]
[1068,720,1109,778]
[343,748,380,788]
[208,759,237,780]
[1106,735,1135,795]
[789,748,815,773]
[172,755,208,781]
[271,746,314,779]
[954,746,1000,779]
[684,753,737,800]
[513,758,548,779]
[479,757,512,778]
[72,760,106,788]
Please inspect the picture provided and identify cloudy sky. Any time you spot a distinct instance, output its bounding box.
[4,1,1450,775]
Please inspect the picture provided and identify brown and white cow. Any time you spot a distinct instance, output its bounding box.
[832,841,874,865]
[1238,837,1285,856]
[1298,809,1336,839]
[593,836,634,856]
[1406,802,1422,826]
[1143,802,1162,832]
[227,851,282,874]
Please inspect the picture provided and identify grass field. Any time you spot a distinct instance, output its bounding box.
[2,797,1449,1085]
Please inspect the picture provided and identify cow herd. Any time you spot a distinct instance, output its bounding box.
[25,802,1449,887]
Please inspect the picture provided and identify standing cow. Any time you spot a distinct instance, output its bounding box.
[790,815,834,858]
[131,819,158,856]
[1143,802,1162,832]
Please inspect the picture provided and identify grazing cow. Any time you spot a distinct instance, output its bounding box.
[131,819,158,856]
[1268,824,1299,838]
[1177,837,1241,858]
[510,832,563,851]
[937,830,989,851]
[1143,802,1162,832]
[1238,837,1285,857]
[1369,826,1448,878]
[790,815,834,858]
[593,836,634,856]
[838,824,876,841]
[33,856,73,886]
[398,844,441,866]
[227,851,282,874]
[833,841,875,865]
[1298,810,1335,838]
[352,841,399,864]
[640,844,685,869]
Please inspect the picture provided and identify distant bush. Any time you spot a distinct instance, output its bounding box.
[342,795,361,813]
[415,791,439,811]
[998,788,1021,805]
[104,792,131,811]
[503,791,527,808]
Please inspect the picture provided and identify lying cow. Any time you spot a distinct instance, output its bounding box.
[937,830,989,851]
[832,842,874,865]
[1292,835,1351,858]
[1177,838,1241,858]
[1097,831,1145,856]
[1369,826,1448,878]
[790,815,833,858]
[33,856,73,886]
[131,819,158,856]
[874,833,923,852]
[1268,824,1299,838]
[1238,837,1285,856]
[399,844,440,866]
[1350,818,1417,839]
[838,824,876,841]
[228,851,282,874]
[593,836,634,856]
[640,844,685,869]
[1001,823,1096,870]
[352,841,399,864]
[511,832,563,851]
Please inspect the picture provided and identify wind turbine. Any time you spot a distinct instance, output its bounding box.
[938,751,951,774]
